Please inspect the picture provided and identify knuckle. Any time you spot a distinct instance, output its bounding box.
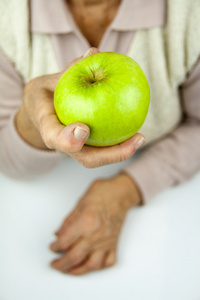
[80,154,99,168]
[56,132,71,152]
[71,144,87,155]
[87,259,101,270]
[76,152,104,169]
[58,134,82,154]
[125,146,135,158]
[68,253,78,264]
[81,158,93,168]
[58,234,69,251]
[57,236,68,250]
[119,145,134,161]
[117,152,129,163]
[73,154,88,168]
[106,258,116,267]
[105,253,116,267]
[71,144,83,153]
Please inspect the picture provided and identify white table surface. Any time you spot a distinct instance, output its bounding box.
[0,156,200,300]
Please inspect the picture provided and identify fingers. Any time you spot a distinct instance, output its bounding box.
[32,90,88,151]
[38,108,144,165]
[37,48,99,152]
[51,247,117,276]
[50,226,81,253]
[72,133,145,168]
[103,250,117,268]
[54,209,77,236]
[40,116,90,152]
[69,250,117,276]
[24,47,100,153]
[25,45,144,165]
[51,239,91,272]
[68,250,105,275]
[51,209,101,252]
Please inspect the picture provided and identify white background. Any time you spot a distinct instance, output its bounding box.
[0,156,200,300]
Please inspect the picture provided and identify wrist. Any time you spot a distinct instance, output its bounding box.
[113,172,143,210]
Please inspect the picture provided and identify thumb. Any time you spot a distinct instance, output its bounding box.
[41,119,90,153]
[57,122,90,153]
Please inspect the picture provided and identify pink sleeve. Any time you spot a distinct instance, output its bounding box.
[0,50,61,179]
[123,58,200,204]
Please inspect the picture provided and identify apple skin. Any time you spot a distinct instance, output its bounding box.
[54,52,150,147]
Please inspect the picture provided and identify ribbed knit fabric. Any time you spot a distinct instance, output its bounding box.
[0,111,62,179]
[0,0,59,82]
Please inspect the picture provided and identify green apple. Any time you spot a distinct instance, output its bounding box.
[54,52,150,147]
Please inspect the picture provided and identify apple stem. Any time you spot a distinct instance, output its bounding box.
[91,69,95,79]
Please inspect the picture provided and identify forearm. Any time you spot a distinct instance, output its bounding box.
[123,56,200,204]
[0,49,61,179]
[123,120,200,203]
[0,112,62,179]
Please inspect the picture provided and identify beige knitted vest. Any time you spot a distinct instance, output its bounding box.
[0,0,200,144]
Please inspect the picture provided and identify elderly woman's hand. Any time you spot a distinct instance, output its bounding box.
[16,48,145,168]
[50,172,141,276]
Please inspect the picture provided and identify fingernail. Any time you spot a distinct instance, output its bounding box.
[83,48,92,58]
[74,126,89,140]
[135,137,145,150]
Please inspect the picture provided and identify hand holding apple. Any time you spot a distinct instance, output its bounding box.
[54,50,150,147]
[16,48,145,168]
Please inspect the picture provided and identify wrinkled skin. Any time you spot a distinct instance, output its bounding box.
[50,173,141,276]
